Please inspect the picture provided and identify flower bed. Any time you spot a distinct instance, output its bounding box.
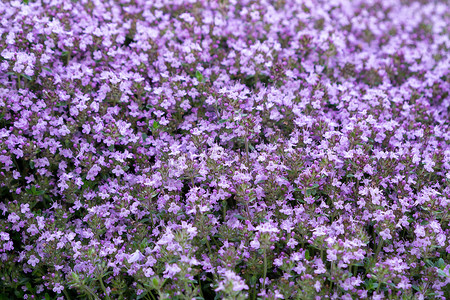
[0,0,449,299]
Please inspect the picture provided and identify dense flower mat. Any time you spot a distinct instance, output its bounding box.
[0,0,449,299]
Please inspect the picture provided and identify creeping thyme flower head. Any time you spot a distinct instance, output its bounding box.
[215,267,249,299]
[0,0,449,299]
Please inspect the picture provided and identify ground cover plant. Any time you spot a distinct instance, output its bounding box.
[0,0,449,299]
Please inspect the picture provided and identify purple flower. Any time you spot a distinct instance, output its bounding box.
[163,263,181,279]
[379,228,392,240]
[0,232,9,241]
[250,239,260,250]
[86,164,101,181]
[215,269,249,293]
[286,238,298,249]
[53,283,64,294]
[27,255,39,267]
[127,250,144,264]
[314,281,321,292]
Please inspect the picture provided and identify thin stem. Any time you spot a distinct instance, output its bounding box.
[185,282,193,300]
[244,133,249,166]
[374,240,383,263]
[252,282,257,300]
[12,156,21,173]
[367,239,384,276]
[17,74,21,90]
[204,240,220,283]
[222,200,226,221]
[376,281,381,294]
[98,276,111,300]
[150,291,157,300]
[198,280,205,299]
[329,263,335,293]
[63,288,72,300]
[262,248,267,291]
[205,237,212,254]
[82,286,99,300]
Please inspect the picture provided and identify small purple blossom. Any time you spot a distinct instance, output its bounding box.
[27,255,39,267]
[0,0,448,298]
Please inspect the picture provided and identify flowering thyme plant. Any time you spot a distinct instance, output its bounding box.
[0,0,449,299]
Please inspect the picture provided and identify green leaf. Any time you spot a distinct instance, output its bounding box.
[29,160,35,169]
[218,118,229,124]
[142,133,148,141]
[307,184,320,190]
[437,270,448,278]
[25,282,35,294]
[437,258,446,270]
[386,282,396,288]
[43,67,52,73]
[425,259,434,268]
[18,277,29,285]
[152,121,160,130]
[195,70,204,82]
[152,277,159,287]
[22,74,32,80]
[304,249,310,260]
[28,185,45,196]
[233,214,245,220]
[412,284,421,292]
[364,278,379,290]
[136,291,148,300]
[23,0,29,4]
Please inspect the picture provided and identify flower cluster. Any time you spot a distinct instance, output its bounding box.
[0,0,449,299]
